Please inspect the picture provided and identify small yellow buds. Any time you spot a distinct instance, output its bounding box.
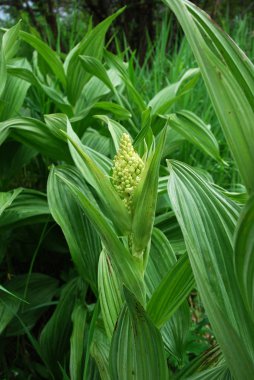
[112,133,144,211]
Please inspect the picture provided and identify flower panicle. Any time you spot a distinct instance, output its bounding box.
[112,133,144,211]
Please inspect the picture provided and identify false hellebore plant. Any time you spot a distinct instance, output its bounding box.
[47,116,194,379]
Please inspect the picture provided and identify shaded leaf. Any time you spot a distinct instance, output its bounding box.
[109,287,168,380]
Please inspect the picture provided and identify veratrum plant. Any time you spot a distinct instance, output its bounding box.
[50,119,195,378]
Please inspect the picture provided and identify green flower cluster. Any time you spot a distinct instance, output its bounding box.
[112,133,144,211]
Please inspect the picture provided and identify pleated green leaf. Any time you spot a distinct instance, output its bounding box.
[164,0,254,194]
[145,228,176,298]
[0,189,49,229]
[145,228,190,361]
[65,8,124,104]
[109,287,168,380]
[0,49,6,99]
[90,326,111,380]
[132,127,167,256]
[79,55,115,93]
[3,274,58,336]
[234,194,254,317]
[95,115,128,152]
[7,64,72,114]
[70,303,87,380]
[47,166,101,292]
[2,21,21,61]
[98,249,123,338]
[148,68,199,115]
[167,160,254,379]
[133,107,153,149]
[0,21,21,98]
[0,188,22,216]
[162,302,190,361]
[147,254,194,328]
[56,173,146,305]
[167,110,221,161]
[65,119,132,235]
[0,142,36,183]
[105,50,146,112]
[0,117,71,161]
[0,60,30,121]
[39,278,85,378]
[187,364,232,380]
[20,31,66,86]
[0,293,19,335]
[93,102,131,120]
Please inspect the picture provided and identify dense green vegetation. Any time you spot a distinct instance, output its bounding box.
[0,1,253,379]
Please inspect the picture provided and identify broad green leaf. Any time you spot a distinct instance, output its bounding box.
[83,303,100,380]
[175,346,223,380]
[167,160,254,378]
[145,229,190,361]
[74,68,122,117]
[3,274,58,336]
[0,49,6,98]
[56,173,146,305]
[98,249,123,338]
[185,0,254,106]
[44,113,71,141]
[0,189,49,229]
[39,278,85,378]
[105,50,146,112]
[79,55,115,93]
[0,285,27,302]
[214,184,248,205]
[2,21,21,61]
[162,302,190,361]
[0,289,20,334]
[7,64,72,114]
[65,9,124,104]
[0,117,71,161]
[65,119,132,235]
[145,228,176,298]
[95,115,128,152]
[20,31,66,86]
[0,188,22,216]
[164,0,254,194]
[0,141,37,183]
[133,107,152,148]
[7,63,38,86]
[0,59,30,121]
[234,194,254,317]
[93,102,131,120]
[167,110,221,162]
[90,326,111,380]
[45,114,111,172]
[187,364,232,380]
[0,282,29,334]
[81,128,110,157]
[0,21,21,98]
[109,287,168,380]
[132,127,166,256]
[48,166,101,292]
[147,254,194,328]
[70,303,87,380]
[148,68,200,115]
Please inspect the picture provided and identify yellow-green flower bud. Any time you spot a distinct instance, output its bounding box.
[112,133,144,212]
